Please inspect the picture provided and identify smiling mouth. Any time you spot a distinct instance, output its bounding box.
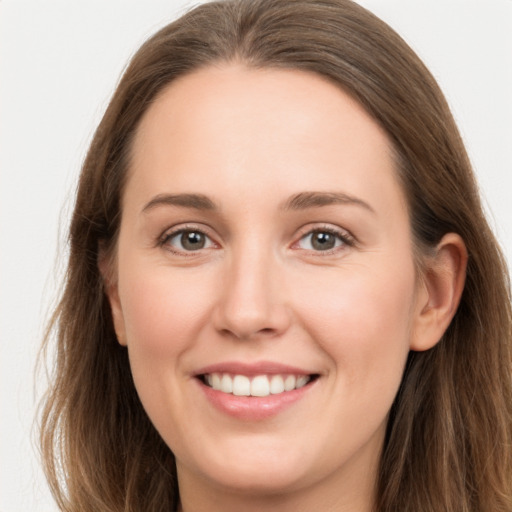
[199,373,319,397]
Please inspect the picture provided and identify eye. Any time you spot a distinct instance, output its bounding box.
[296,228,353,252]
[161,228,216,253]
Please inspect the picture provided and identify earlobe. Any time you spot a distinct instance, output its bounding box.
[106,283,128,347]
[410,233,467,352]
[98,249,127,347]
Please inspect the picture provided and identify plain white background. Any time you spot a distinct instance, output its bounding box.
[1,1,511,510]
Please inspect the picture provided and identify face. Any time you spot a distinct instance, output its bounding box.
[108,65,425,508]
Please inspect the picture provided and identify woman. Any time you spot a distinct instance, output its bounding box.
[39,0,512,510]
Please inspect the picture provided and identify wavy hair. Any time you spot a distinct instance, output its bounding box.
[40,1,512,510]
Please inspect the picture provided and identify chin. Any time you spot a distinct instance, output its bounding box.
[203,463,309,496]
[180,438,314,495]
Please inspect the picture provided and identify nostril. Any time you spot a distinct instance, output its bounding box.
[217,326,277,341]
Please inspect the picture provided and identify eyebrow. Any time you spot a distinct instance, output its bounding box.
[142,193,217,213]
[141,191,375,215]
[282,191,375,214]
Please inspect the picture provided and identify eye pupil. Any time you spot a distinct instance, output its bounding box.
[181,231,205,250]
[311,232,335,250]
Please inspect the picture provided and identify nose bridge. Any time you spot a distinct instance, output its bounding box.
[214,235,289,340]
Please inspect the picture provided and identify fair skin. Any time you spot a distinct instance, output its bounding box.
[104,65,466,512]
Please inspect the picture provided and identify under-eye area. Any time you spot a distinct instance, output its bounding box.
[198,373,320,397]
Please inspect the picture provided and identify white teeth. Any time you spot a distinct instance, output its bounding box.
[220,374,233,393]
[284,375,296,391]
[251,375,270,397]
[204,373,312,397]
[211,373,221,391]
[296,375,309,388]
[270,375,285,394]
[233,375,251,396]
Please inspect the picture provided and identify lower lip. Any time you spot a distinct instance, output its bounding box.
[197,379,316,421]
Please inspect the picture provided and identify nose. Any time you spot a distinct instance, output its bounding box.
[212,244,291,341]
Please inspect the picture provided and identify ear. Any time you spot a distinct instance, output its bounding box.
[410,233,467,351]
[98,247,127,347]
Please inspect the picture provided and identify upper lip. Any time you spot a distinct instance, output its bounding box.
[194,361,316,377]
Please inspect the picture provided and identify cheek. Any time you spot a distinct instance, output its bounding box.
[293,257,416,381]
[116,263,219,441]
[118,265,214,361]
[279,255,417,471]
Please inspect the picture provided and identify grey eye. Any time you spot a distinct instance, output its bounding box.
[298,230,345,251]
[180,231,206,251]
[164,229,214,252]
[310,232,336,250]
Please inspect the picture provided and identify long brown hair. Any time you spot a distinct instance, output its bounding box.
[39,1,512,510]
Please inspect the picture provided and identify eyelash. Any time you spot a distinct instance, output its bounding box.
[158,224,355,256]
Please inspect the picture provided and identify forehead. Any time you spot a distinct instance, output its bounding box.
[126,64,407,219]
